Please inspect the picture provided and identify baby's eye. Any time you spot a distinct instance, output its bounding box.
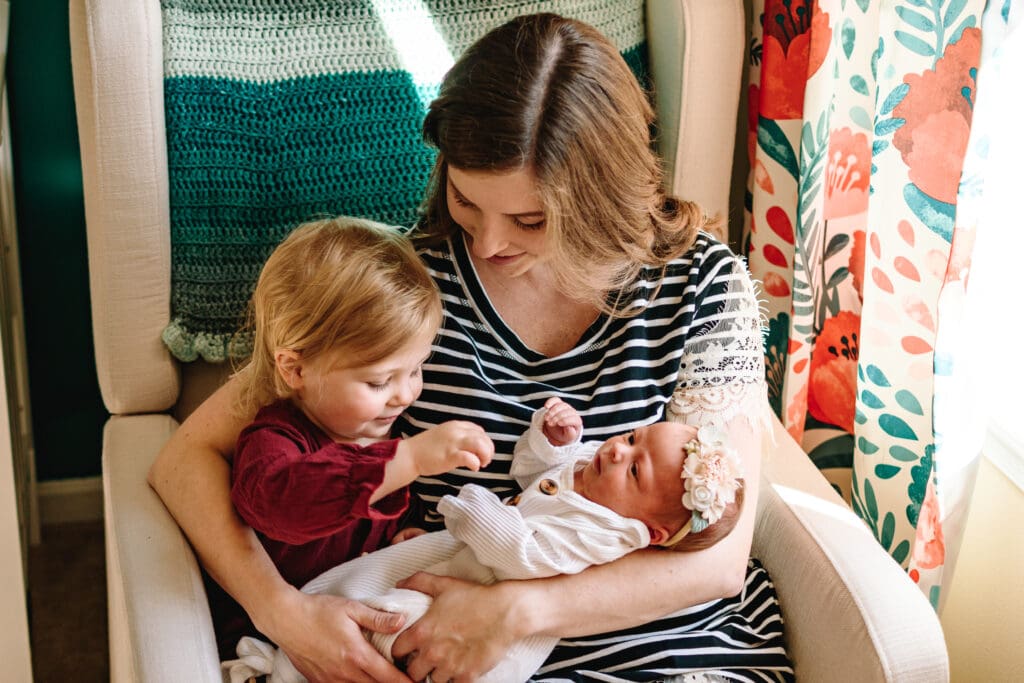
[627,432,635,445]
[630,462,639,479]
[367,381,389,392]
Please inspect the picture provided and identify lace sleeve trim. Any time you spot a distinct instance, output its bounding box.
[665,258,773,437]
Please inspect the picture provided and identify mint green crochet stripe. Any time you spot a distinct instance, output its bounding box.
[163,0,645,82]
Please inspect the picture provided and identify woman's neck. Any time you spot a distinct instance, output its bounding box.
[471,251,600,357]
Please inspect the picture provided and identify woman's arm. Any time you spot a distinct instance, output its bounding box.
[391,415,762,682]
[147,378,411,682]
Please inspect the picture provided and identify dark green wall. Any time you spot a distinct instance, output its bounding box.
[7,3,106,480]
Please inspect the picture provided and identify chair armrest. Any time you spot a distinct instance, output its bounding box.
[103,414,223,682]
[755,416,949,682]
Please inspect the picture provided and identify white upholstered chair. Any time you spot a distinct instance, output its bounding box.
[69,0,948,680]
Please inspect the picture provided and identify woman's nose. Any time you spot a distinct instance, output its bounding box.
[469,219,509,258]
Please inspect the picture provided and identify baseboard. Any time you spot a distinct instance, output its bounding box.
[37,476,103,525]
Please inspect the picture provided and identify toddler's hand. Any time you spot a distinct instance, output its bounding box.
[542,397,582,446]
[401,421,494,477]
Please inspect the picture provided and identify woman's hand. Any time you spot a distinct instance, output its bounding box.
[268,591,413,683]
[541,396,582,446]
[391,527,428,544]
[390,574,522,683]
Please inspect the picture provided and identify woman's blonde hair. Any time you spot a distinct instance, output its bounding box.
[416,13,722,314]
[233,216,442,415]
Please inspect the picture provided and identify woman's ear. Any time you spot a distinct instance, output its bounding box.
[274,349,304,390]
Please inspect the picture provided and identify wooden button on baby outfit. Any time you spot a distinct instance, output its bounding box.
[538,478,558,495]
[505,493,522,506]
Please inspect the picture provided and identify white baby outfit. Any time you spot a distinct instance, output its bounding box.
[224,407,650,683]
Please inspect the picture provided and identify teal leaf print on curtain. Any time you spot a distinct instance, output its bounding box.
[744,0,993,610]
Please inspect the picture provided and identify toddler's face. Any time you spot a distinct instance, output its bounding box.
[293,327,435,443]
[575,422,696,544]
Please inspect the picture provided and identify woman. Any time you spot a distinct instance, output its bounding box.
[150,13,787,683]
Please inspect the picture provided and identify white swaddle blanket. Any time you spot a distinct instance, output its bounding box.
[224,409,650,683]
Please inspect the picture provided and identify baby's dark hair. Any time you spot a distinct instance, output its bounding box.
[668,483,745,553]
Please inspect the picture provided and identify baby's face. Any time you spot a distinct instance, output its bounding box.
[575,422,696,544]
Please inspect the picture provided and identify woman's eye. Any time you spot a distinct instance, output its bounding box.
[512,217,546,230]
[452,193,474,208]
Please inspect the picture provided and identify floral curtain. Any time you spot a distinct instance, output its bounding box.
[744,0,1017,608]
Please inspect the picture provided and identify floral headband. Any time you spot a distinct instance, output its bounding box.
[659,425,744,547]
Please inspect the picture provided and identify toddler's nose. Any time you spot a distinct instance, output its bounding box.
[392,381,415,406]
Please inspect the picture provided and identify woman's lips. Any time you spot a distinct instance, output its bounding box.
[487,253,522,265]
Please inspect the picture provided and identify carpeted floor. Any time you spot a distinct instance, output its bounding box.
[27,520,109,683]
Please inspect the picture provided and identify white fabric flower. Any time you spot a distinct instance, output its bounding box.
[679,430,743,532]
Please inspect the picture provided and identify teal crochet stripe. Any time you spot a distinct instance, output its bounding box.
[163,71,438,362]
[162,0,647,363]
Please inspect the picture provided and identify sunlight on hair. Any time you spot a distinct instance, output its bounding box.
[370,0,454,107]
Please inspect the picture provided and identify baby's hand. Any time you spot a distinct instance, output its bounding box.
[400,421,494,477]
[542,397,582,447]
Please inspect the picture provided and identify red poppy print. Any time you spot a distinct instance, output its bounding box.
[849,230,866,302]
[807,311,861,432]
[892,28,981,204]
[912,481,946,570]
[759,0,832,120]
[824,128,871,219]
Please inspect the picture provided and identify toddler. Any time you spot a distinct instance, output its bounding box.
[215,216,494,657]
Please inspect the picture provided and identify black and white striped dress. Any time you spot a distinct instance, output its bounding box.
[397,232,793,682]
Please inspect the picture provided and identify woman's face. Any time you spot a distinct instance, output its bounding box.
[446,165,549,278]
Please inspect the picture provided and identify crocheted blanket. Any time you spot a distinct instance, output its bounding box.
[161,0,648,362]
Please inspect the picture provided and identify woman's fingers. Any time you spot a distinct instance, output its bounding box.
[346,599,405,634]
[391,527,427,544]
[276,593,412,683]
[390,576,514,682]
[394,570,445,597]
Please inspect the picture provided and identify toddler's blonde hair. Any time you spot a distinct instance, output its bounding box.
[234,216,442,415]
